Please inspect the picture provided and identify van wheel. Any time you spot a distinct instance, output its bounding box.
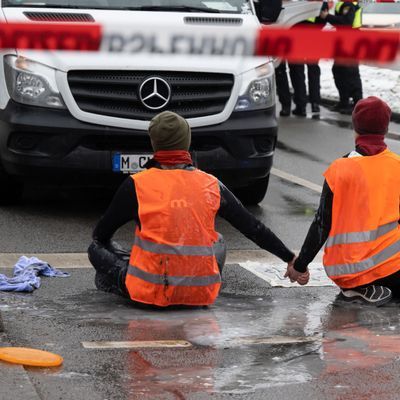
[0,169,23,206]
[233,175,269,205]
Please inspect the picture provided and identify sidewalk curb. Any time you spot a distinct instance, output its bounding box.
[321,98,400,126]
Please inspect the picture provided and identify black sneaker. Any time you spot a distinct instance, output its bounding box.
[311,103,320,113]
[339,105,354,115]
[280,106,291,117]
[331,103,349,112]
[292,107,306,117]
[340,285,392,307]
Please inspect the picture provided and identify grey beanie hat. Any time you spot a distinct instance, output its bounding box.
[148,111,191,151]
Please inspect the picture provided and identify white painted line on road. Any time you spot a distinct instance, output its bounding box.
[271,167,323,194]
[0,253,90,269]
[0,251,332,289]
[228,335,320,346]
[0,250,316,269]
[239,260,334,287]
[82,340,192,349]
[0,251,329,289]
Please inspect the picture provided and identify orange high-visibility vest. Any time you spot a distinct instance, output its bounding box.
[323,149,400,288]
[125,168,221,307]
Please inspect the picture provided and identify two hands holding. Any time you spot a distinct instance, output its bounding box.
[284,256,310,285]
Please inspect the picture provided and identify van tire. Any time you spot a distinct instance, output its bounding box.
[0,168,23,206]
[233,175,269,205]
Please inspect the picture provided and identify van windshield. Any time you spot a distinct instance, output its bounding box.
[2,0,251,13]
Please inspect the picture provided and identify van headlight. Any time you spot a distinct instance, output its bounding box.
[4,55,65,109]
[234,63,275,112]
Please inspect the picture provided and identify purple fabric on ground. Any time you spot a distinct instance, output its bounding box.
[0,256,69,292]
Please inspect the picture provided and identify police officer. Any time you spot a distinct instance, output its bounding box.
[319,0,363,114]
[275,60,308,117]
[276,16,325,117]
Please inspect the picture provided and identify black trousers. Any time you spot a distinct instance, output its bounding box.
[275,61,291,108]
[275,61,320,108]
[332,62,363,106]
[307,63,321,104]
[88,235,227,299]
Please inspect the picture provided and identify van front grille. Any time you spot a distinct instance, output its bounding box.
[67,70,234,120]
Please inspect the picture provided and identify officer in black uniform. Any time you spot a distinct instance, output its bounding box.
[276,60,308,117]
[319,1,363,114]
[275,15,326,117]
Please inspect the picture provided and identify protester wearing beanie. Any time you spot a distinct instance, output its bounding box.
[352,96,391,156]
[148,111,191,151]
[89,111,296,307]
[288,96,400,307]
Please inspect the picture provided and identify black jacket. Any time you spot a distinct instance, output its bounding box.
[325,2,357,27]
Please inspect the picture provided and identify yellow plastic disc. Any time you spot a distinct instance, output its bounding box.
[0,347,63,367]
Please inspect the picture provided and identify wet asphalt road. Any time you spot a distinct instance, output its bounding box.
[0,106,400,399]
[2,269,400,400]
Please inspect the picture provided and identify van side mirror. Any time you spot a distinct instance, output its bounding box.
[254,0,283,23]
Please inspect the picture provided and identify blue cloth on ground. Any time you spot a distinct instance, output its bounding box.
[0,256,70,292]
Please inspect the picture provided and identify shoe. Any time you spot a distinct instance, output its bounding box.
[95,272,113,292]
[292,107,306,117]
[311,103,320,113]
[280,106,291,117]
[331,102,349,112]
[339,105,354,115]
[340,285,392,307]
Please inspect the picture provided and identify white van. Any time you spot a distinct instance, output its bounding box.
[0,0,319,205]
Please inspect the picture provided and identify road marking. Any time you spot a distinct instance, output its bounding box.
[82,340,192,349]
[228,335,320,346]
[271,167,323,193]
[0,253,90,269]
[0,250,320,269]
[82,336,321,351]
[239,260,334,287]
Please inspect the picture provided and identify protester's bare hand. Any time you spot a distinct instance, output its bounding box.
[296,269,310,286]
[284,256,298,283]
[320,10,329,19]
[284,261,310,285]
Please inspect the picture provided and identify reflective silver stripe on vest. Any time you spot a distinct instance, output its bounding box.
[325,239,400,278]
[326,221,399,248]
[128,265,221,286]
[134,236,214,256]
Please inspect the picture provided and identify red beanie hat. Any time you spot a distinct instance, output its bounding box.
[352,96,391,135]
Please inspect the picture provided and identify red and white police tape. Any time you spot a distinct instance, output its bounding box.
[1,22,399,65]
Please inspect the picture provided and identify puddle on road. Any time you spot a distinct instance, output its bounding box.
[3,288,400,398]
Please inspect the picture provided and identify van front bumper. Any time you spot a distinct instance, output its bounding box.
[0,101,277,188]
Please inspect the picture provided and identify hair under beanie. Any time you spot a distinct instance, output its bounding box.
[352,96,392,135]
[148,111,191,151]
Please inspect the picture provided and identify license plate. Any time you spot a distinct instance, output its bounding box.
[112,153,152,173]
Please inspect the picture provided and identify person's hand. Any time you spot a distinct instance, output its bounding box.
[296,268,310,285]
[284,256,298,283]
[319,9,329,19]
[284,259,310,285]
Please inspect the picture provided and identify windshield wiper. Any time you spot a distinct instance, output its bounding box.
[125,5,221,13]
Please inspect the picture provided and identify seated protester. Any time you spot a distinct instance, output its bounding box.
[88,111,295,307]
[286,97,400,306]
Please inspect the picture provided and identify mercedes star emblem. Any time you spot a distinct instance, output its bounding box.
[139,77,171,110]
